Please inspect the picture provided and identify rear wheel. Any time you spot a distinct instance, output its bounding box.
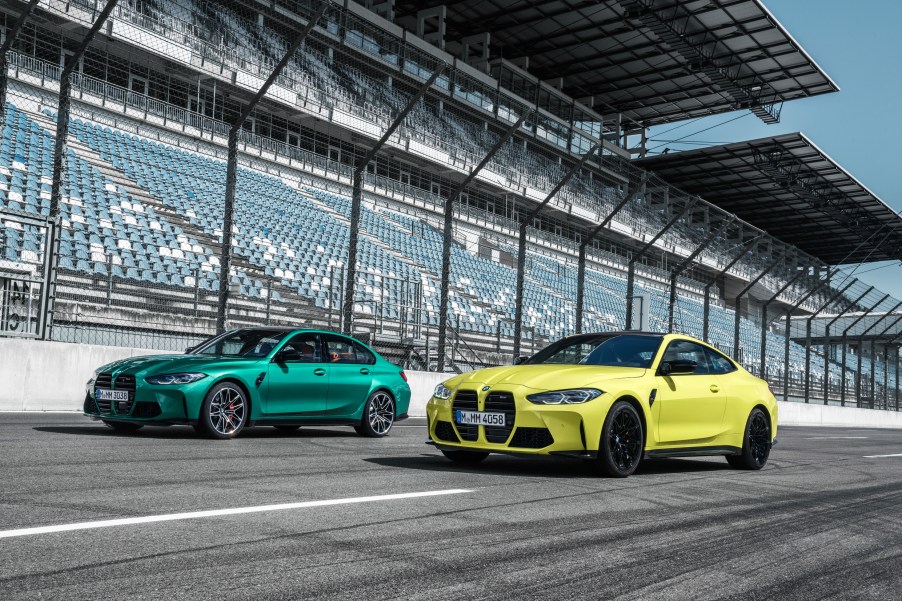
[440,449,489,464]
[102,420,143,433]
[727,408,771,470]
[197,382,248,440]
[595,401,644,477]
[356,391,395,437]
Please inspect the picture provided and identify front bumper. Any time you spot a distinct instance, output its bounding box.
[426,388,607,456]
[84,384,195,424]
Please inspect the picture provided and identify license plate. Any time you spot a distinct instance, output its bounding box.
[96,389,129,402]
[455,410,506,427]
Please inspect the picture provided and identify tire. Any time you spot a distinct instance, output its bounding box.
[273,425,301,432]
[356,390,395,438]
[594,400,644,477]
[102,420,143,433]
[727,408,771,470]
[440,449,489,464]
[196,382,248,440]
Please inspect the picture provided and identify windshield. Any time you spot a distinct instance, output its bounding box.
[193,329,291,358]
[526,334,663,368]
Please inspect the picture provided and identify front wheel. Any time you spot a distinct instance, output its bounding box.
[196,382,248,440]
[102,420,143,433]
[355,391,395,437]
[727,408,771,470]
[594,400,644,477]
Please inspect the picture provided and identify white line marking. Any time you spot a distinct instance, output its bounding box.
[0,489,473,539]
[863,453,902,458]
[803,436,869,440]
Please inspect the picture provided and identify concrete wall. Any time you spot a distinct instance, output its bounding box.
[0,339,158,411]
[2,339,902,430]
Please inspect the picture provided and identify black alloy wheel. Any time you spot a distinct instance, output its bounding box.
[595,401,644,477]
[727,408,771,470]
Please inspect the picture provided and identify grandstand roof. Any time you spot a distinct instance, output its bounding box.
[635,133,902,265]
[392,0,838,126]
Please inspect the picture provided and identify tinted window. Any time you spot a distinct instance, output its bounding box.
[706,348,736,374]
[281,333,323,363]
[194,329,290,357]
[661,340,711,375]
[324,335,373,364]
[527,334,663,369]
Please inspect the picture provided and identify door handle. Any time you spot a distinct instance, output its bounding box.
[710,384,719,393]
[314,368,326,376]
[360,368,371,375]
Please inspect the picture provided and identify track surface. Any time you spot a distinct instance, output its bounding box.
[1,414,902,600]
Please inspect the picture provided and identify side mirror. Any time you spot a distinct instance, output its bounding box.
[513,355,530,365]
[659,359,697,376]
[185,345,196,354]
[274,347,302,363]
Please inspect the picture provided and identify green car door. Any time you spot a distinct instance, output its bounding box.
[322,334,374,417]
[266,332,330,416]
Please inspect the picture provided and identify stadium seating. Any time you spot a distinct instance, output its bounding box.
[0,97,894,391]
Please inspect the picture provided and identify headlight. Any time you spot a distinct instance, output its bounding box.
[526,388,603,405]
[145,373,207,385]
[433,382,453,400]
[87,370,98,385]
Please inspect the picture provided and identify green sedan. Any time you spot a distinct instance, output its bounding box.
[84,327,411,439]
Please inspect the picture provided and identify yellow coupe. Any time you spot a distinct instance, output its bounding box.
[427,333,777,477]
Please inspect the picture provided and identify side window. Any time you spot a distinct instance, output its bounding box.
[325,335,366,364]
[353,341,376,365]
[280,333,322,363]
[661,340,711,375]
[706,348,736,375]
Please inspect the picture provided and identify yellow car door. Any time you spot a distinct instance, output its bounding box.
[655,339,727,445]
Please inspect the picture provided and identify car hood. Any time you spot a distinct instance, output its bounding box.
[96,354,261,376]
[446,364,647,390]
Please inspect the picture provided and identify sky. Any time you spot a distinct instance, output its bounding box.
[645,0,902,299]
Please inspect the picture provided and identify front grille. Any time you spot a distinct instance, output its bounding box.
[94,373,136,415]
[434,420,459,443]
[484,392,516,443]
[451,390,478,441]
[510,427,555,449]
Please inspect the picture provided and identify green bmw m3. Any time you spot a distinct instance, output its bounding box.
[84,327,411,439]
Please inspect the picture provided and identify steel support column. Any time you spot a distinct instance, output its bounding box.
[804,281,855,403]
[513,142,600,356]
[759,264,808,379]
[838,294,890,405]
[575,177,646,333]
[625,198,698,330]
[821,285,874,405]
[847,299,902,406]
[342,66,446,334]
[437,111,530,371]
[216,1,327,333]
[667,216,734,332]
[701,235,761,343]
[780,274,839,402]
[731,252,785,365]
[41,0,119,341]
[0,0,39,118]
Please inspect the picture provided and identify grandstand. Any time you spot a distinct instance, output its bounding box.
[0,0,900,409]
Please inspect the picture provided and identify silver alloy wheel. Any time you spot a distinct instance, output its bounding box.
[368,392,395,435]
[208,386,245,436]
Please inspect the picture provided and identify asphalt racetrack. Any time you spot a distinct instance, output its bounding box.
[2,414,902,600]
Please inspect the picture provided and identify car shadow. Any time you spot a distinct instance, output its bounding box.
[365,454,734,478]
[32,425,358,439]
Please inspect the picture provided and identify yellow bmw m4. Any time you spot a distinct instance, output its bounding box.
[427,332,777,477]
